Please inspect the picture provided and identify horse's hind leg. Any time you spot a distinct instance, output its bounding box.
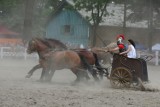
[26,64,42,78]
[84,70,90,80]
[71,68,81,83]
[79,68,90,81]
[83,63,99,81]
[93,53,106,79]
[79,54,98,80]
[92,69,99,81]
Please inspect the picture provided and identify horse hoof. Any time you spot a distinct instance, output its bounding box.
[36,79,49,83]
[25,74,32,78]
[71,80,79,85]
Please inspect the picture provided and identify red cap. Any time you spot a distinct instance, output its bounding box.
[116,34,125,40]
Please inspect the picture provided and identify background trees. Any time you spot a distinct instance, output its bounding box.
[0,0,159,47]
[0,0,61,41]
[73,0,112,46]
[126,0,160,50]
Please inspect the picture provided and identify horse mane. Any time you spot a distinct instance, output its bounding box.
[34,37,67,49]
[45,38,68,49]
[35,38,53,48]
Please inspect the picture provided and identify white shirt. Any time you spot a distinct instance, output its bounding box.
[127,45,136,58]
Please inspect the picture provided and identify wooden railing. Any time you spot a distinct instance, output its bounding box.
[0,47,38,60]
[137,50,160,66]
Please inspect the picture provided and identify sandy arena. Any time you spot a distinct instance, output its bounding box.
[0,58,160,107]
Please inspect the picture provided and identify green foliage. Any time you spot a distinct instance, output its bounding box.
[0,0,25,31]
[126,0,160,27]
[0,0,61,36]
[73,0,112,26]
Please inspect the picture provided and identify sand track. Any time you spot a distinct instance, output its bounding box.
[0,59,160,107]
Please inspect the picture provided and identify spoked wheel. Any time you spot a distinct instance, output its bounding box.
[110,67,132,88]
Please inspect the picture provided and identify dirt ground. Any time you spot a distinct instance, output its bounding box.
[0,58,160,107]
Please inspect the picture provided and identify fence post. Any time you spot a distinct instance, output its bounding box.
[155,51,159,66]
[137,51,141,58]
[24,48,27,60]
[0,47,3,59]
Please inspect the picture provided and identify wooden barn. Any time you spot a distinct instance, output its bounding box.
[46,0,91,48]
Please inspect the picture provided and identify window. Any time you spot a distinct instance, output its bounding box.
[64,25,71,34]
[61,25,74,35]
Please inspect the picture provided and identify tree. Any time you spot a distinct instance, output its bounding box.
[0,0,25,31]
[127,0,160,51]
[73,0,112,46]
[113,0,127,35]
[32,0,62,36]
[0,0,62,41]
[22,0,35,41]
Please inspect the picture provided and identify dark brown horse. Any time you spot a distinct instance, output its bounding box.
[43,39,108,80]
[26,38,90,82]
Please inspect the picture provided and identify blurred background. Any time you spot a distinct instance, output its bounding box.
[0,0,160,64]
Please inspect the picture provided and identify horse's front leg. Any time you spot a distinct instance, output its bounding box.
[39,68,46,81]
[26,64,42,78]
[43,67,52,82]
[47,68,55,82]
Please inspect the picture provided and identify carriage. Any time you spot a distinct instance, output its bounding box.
[106,53,149,89]
[26,37,151,90]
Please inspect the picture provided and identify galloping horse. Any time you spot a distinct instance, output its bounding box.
[26,38,107,81]
[26,38,68,79]
[26,38,90,82]
[45,39,108,79]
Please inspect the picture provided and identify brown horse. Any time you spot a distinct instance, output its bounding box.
[26,38,68,79]
[26,38,90,82]
[46,39,108,79]
[26,38,107,80]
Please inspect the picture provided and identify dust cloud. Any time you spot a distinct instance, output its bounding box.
[0,58,160,107]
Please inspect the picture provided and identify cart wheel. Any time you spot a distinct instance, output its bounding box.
[110,67,132,88]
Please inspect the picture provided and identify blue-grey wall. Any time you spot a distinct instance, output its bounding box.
[46,10,90,47]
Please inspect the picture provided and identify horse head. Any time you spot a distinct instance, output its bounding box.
[27,38,38,54]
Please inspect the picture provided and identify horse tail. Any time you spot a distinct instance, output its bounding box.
[78,54,93,74]
[93,53,100,66]
[93,53,109,77]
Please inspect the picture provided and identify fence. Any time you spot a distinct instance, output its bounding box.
[0,47,38,60]
[1,46,159,65]
[137,50,160,66]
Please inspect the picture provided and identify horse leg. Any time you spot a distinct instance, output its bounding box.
[92,69,99,81]
[93,53,108,79]
[39,68,46,81]
[78,67,90,81]
[47,69,55,82]
[26,64,42,78]
[42,67,51,82]
[79,54,99,81]
[71,68,81,83]
[83,69,90,81]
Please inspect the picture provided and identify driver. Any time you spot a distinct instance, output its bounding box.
[109,34,126,53]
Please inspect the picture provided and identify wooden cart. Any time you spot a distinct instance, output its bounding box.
[108,53,148,88]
